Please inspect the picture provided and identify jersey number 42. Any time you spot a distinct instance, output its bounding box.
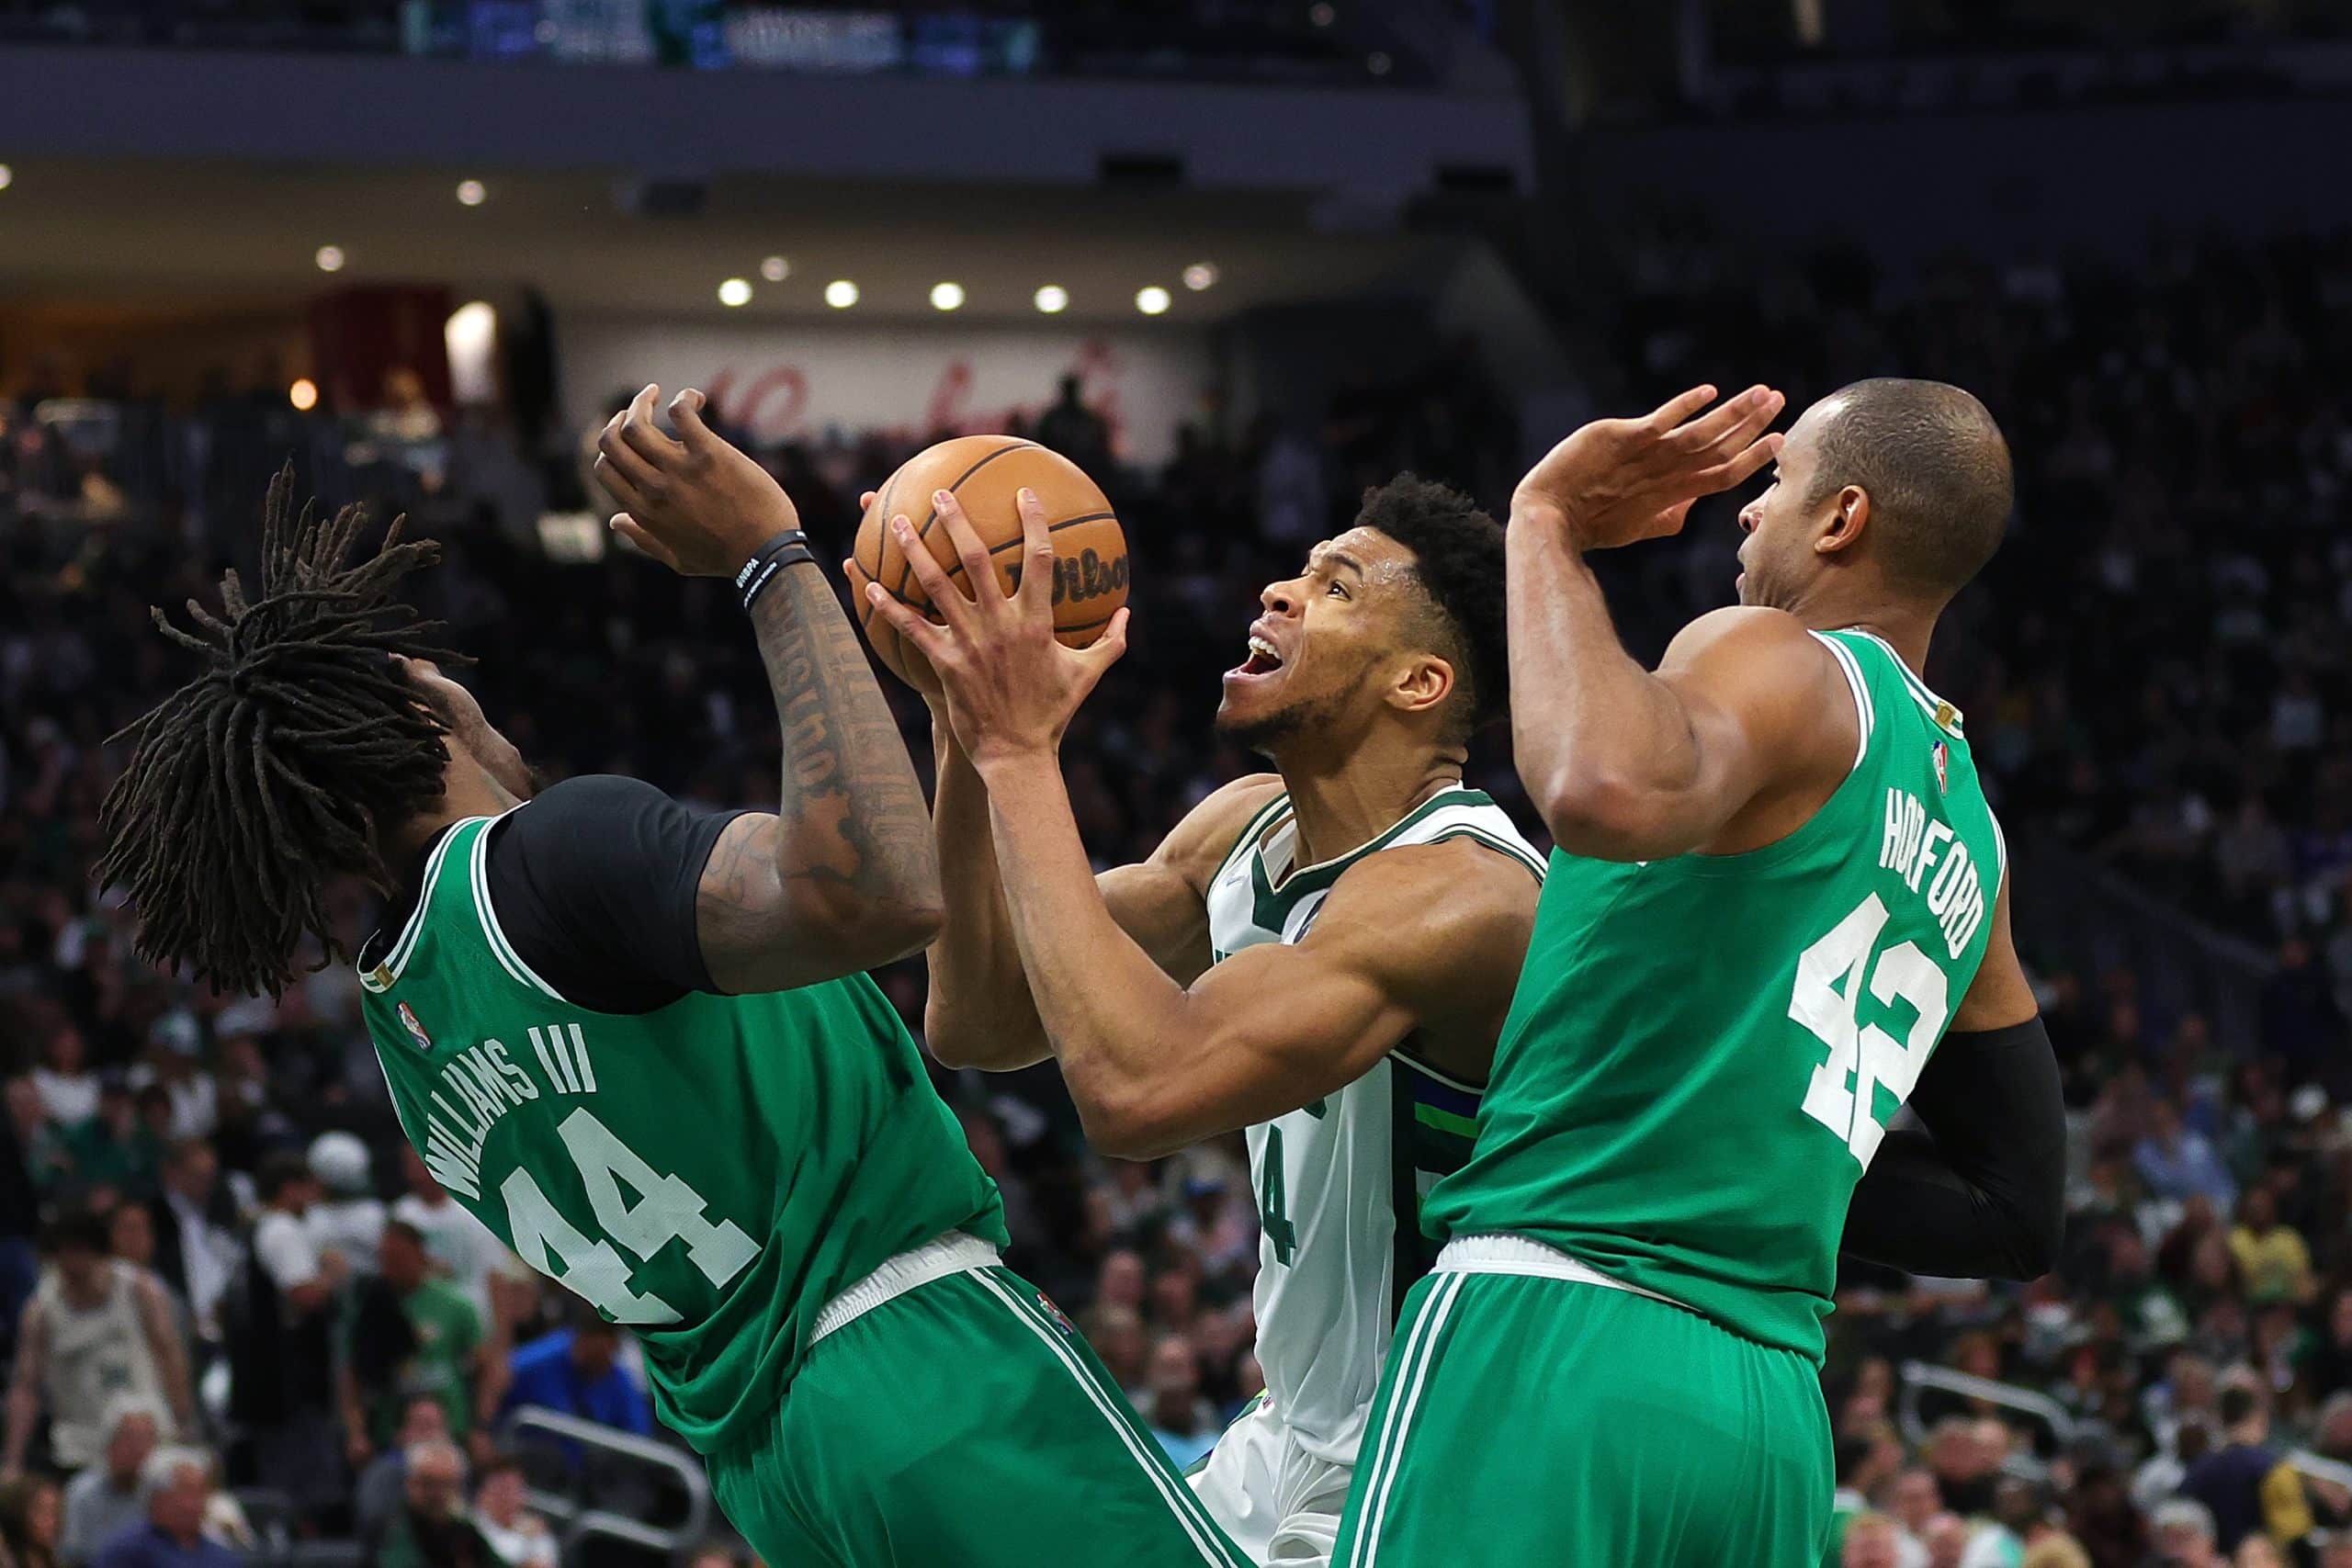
[499,1109,760,1325]
[1792,893,1951,1169]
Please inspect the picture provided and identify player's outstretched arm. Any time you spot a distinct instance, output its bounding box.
[1510,387,1862,861]
[596,385,941,992]
[922,717,1272,1070]
[1841,877,2065,1280]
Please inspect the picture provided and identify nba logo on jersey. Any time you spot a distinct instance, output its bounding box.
[1035,1292,1077,1337]
[396,1001,433,1053]
[1932,740,1950,794]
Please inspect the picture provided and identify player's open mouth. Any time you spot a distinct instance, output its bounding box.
[1228,632,1286,681]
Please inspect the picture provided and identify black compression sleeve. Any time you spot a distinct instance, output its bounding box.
[483,775,749,1014]
[1840,1016,2066,1280]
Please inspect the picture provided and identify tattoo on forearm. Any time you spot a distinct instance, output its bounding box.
[747,564,937,907]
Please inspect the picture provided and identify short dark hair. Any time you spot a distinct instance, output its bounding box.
[2218,1383,2264,1427]
[258,1149,314,1201]
[43,1206,110,1257]
[1352,474,1508,744]
[1805,378,2013,600]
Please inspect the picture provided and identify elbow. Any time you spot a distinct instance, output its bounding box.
[2011,1199,2065,1282]
[1536,770,1681,860]
[1073,1079,1193,1162]
[805,885,944,974]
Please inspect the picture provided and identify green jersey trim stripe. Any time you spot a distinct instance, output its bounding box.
[1348,1271,1467,1568]
[362,821,475,994]
[1393,1050,1484,1097]
[1412,1102,1478,1140]
[1810,632,1875,767]
[1843,629,1962,733]
[1250,788,1496,921]
[970,1270,1246,1567]
[465,815,566,1002]
[1208,793,1294,894]
[1422,826,1546,883]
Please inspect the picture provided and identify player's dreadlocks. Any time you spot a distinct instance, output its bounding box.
[97,466,465,998]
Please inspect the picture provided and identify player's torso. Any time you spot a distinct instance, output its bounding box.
[1430,631,2004,1360]
[357,815,1004,1451]
[1204,787,1543,1460]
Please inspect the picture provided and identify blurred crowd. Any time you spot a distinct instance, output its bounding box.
[2,221,2351,1568]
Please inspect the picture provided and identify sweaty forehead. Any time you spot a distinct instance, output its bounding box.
[1306,526,1419,591]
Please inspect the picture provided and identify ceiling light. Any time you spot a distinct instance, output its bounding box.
[1367,51,1392,75]
[315,244,345,273]
[930,281,966,311]
[456,179,486,207]
[0,165,13,192]
[1182,263,1218,292]
[718,277,753,308]
[824,279,859,309]
[288,378,319,412]
[1034,284,1069,314]
[1309,3,1335,25]
[1136,286,1172,316]
[760,255,789,282]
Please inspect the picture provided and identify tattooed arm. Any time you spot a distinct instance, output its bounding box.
[595,384,941,993]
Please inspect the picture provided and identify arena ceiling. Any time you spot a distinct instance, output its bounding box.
[0,159,1464,325]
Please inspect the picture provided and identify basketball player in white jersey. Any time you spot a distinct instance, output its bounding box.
[857,475,1544,1567]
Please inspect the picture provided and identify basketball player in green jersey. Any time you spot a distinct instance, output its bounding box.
[858,476,1544,1568]
[99,388,1245,1568]
[1333,380,2068,1566]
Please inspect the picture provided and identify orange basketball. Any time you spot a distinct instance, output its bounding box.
[848,434,1128,687]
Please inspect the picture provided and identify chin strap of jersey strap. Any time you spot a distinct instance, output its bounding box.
[735,529,817,614]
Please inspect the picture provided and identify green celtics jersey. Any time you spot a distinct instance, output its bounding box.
[359,814,1005,1453]
[1428,629,2005,1362]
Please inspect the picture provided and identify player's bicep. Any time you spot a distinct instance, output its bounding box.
[1951,875,2036,1032]
[1100,861,1214,984]
[1164,936,1411,1129]
[694,811,910,994]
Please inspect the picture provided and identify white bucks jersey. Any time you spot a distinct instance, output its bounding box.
[1204,785,1544,1463]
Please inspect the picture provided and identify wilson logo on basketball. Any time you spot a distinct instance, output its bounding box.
[1010,548,1129,606]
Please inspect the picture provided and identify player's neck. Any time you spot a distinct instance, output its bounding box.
[1273,739,1464,867]
[391,753,522,860]
[1806,593,1938,680]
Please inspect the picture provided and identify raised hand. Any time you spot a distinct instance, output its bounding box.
[859,487,1129,771]
[594,384,797,575]
[1514,384,1784,552]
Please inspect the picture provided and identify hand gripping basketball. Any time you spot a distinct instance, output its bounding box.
[860,486,1131,771]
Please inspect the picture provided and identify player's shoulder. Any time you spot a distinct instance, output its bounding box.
[1319,837,1540,956]
[1661,604,1831,668]
[1151,773,1286,877]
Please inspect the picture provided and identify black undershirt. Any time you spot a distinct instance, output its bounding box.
[359,775,748,1014]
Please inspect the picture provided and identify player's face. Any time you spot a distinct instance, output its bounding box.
[401,657,537,803]
[1736,400,1838,610]
[1216,527,1430,757]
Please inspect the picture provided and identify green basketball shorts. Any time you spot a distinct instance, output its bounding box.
[706,1234,1247,1568]
[1334,1236,1834,1568]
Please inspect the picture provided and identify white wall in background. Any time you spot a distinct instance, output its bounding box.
[560,315,1216,465]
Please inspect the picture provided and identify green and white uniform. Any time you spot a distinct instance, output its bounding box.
[1336,631,2007,1568]
[1189,788,1544,1567]
[362,813,1245,1568]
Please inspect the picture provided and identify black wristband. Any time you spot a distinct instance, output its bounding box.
[734,529,815,613]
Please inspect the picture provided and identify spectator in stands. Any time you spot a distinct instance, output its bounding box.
[1034,375,1110,469]
[355,1397,447,1546]
[61,1084,154,1202]
[1918,1513,1970,1568]
[0,1474,62,1568]
[58,1398,161,1567]
[338,1221,486,1466]
[368,1439,492,1568]
[1138,1335,1215,1470]
[388,1149,509,1326]
[498,1315,649,1438]
[1842,1511,1903,1568]
[4,1209,188,1475]
[1893,1466,1943,1562]
[2318,1532,2352,1568]
[2136,1101,2239,1214]
[307,1134,386,1276]
[2233,1536,2288,1567]
[2224,1188,2314,1307]
[147,1142,233,1344]
[2177,1379,2311,1554]
[31,1031,96,1130]
[2150,1497,2222,1568]
[89,1450,238,1568]
[231,1153,345,1528]
[469,1458,553,1568]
